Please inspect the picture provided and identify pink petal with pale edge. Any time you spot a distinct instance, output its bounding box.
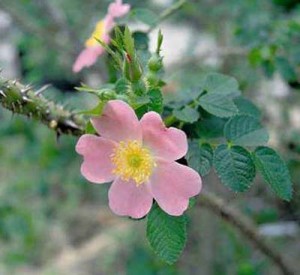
[76,134,116,184]
[140,111,188,161]
[72,46,104,73]
[104,15,115,32]
[149,161,202,216]
[91,100,142,142]
[108,178,153,218]
[108,0,130,18]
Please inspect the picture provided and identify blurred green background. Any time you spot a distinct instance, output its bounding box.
[0,0,300,274]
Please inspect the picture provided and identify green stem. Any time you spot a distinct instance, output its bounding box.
[164,114,177,127]
[147,0,187,33]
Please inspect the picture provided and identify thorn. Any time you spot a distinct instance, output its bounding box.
[65,119,81,130]
[22,95,34,102]
[0,90,6,97]
[35,84,51,96]
[21,85,32,94]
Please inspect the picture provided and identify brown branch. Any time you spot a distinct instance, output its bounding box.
[200,190,295,275]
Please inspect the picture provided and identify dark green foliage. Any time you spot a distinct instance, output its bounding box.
[234,97,261,118]
[186,141,213,176]
[224,115,269,146]
[147,203,187,264]
[199,92,238,118]
[173,106,199,123]
[253,147,293,201]
[214,145,256,192]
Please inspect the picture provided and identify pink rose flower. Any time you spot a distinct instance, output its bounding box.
[73,0,130,73]
[76,100,202,218]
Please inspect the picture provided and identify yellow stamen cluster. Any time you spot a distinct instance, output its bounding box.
[85,20,105,47]
[111,140,156,186]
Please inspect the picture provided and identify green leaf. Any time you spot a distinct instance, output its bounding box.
[94,37,122,68]
[132,8,159,27]
[253,147,293,201]
[148,89,163,114]
[147,203,187,264]
[135,95,151,106]
[224,115,269,146]
[124,26,135,57]
[134,89,163,118]
[188,197,197,209]
[199,93,238,118]
[234,97,261,118]
[112,26,124,49]
[115,78,129,94]
[173,106,199,123]
[156,30,163,54]
[192,115,226,139]
[213,145,256,192]
[77,101,106,116]
[204,73,241,97]
[186,141,213,176]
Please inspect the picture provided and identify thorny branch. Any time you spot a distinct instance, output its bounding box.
[0,76,85,136]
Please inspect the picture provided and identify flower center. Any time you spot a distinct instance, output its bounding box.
[111,140,156,186]
[85,20,105,47]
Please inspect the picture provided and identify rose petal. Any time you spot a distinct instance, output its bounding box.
[104,15,115,32]
[91,100,142,142]
[108,0,130,18]
[140,111,188,161]
[108,178,153,218]
[76,134,116,183]
[72,46,104,73]
[149,161,202,216]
